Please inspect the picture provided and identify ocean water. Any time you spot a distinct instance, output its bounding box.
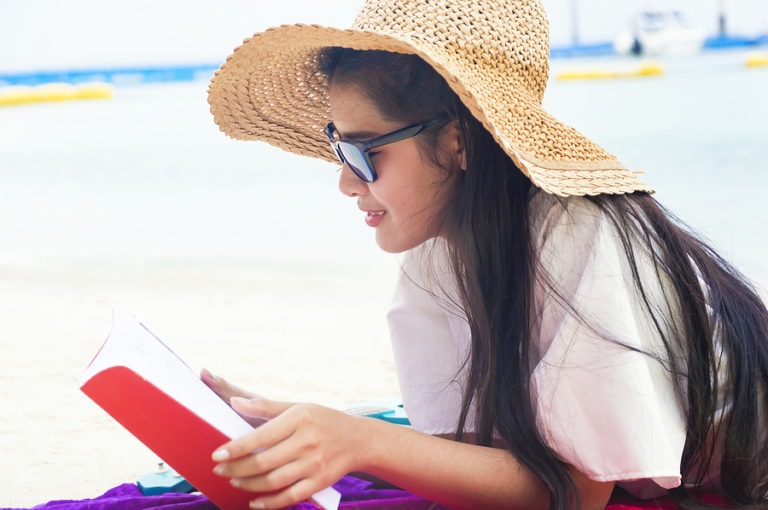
[0,48,766,291]
[0,81,375,262]
[546,49,768,293]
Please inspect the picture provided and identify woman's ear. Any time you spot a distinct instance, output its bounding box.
[445,120,467,171]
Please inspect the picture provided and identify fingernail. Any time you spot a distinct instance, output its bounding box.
[212,464,225,476]
[230,478,241,488]
[212,448,230,461]
[250,500,265,509]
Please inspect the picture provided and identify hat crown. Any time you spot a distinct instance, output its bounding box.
[209,0,653,196]
[351,0,550,103]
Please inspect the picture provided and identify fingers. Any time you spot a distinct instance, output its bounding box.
[201,371,270,428]
[199,367,217,386]
[220,454,303,493]
[212,412,307,507]
[212,404,356,508]
[212,404,295,462]
[200,369,254,399]
[245,478,326,510]
[200,368,234,400]
[214,439,336,510]
[230,396,293,420]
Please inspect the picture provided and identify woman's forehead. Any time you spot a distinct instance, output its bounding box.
[328,83,396,136]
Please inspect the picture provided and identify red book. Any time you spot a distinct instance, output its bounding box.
[80,310,340,510]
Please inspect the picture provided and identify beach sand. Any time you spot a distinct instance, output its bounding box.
[0,254,401,507]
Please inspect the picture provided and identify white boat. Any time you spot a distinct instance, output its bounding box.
[614,10,706,57]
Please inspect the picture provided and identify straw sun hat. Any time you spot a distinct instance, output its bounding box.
[208,0,653,196]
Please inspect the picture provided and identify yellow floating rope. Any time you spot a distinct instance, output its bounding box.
[745,51,768,68]
[556,61,664,81]
[0,82,113,106]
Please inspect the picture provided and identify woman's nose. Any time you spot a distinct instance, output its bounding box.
[338,164,369,197]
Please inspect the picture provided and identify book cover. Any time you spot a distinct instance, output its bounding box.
[80,309,340,510]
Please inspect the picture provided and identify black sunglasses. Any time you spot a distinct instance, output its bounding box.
[324,115,448,183]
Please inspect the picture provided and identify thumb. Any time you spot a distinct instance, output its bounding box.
[230,396,294,420]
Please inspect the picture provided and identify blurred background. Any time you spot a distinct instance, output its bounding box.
[0,0,766,72]
[1,0,766,267]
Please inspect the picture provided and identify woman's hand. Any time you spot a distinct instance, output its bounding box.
[211,397,368,509]
[200,369,266,427]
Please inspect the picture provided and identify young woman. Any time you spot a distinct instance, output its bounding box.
[203,0,768,508]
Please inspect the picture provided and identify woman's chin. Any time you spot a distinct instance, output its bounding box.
[375,231,427,254]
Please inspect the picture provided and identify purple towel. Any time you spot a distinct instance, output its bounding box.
[0,484,216,510]
[1,477,736,509]
[1,475,443,510]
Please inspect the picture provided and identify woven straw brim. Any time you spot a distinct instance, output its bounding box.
[208,24,653,196]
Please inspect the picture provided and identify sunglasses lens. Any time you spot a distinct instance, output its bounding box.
[337,141,375,182]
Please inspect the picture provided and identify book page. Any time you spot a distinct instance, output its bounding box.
[81,309,254,439]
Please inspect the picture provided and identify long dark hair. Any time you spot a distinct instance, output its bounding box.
[318,47,768,509]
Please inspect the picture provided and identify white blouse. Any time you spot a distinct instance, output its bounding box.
[386,191,704,499]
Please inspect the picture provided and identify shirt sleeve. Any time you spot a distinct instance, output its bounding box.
[529,194,686,496]
[386,240,473,435]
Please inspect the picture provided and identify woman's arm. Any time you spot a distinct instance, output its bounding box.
[357,414,614,510]
[210,398,614,510]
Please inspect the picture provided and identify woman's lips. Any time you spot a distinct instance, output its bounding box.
[364,210,385,227]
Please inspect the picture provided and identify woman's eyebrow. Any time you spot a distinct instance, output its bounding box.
[334,126,384,141]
